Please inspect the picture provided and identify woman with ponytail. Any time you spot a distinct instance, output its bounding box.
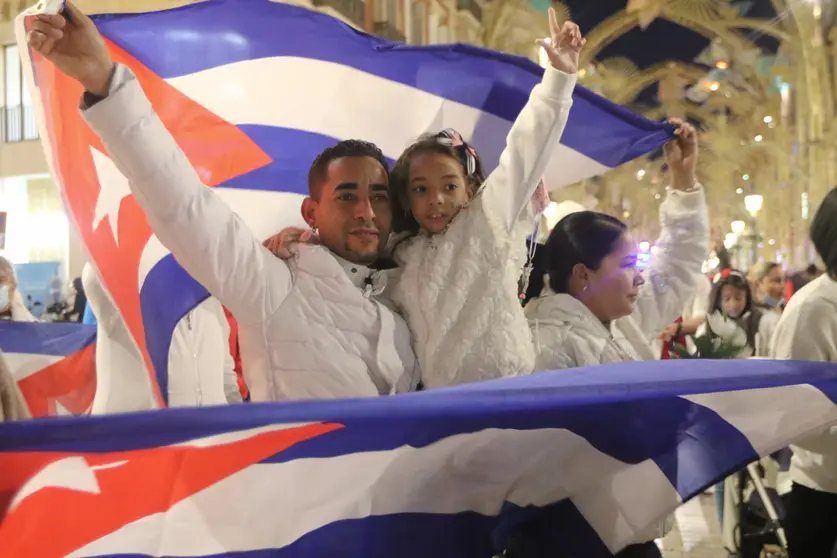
[513,121,710,558]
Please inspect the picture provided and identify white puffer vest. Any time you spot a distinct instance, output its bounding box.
[243,244,419,401]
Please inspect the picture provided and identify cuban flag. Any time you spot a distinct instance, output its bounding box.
[0,321,96,417]
[1,359,837,556]
[17,0,671,405]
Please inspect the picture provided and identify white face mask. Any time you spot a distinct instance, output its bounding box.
[0,284,9,309]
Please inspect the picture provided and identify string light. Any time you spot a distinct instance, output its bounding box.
[763,116,772,124]
[709,81,720,91]
[743,174,750,181]
[715,61,729,70]
[636,169,646,179]
[754,135,763,142]
[736,188,743,194]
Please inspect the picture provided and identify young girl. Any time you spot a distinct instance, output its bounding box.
[269,8,585,389]
[705,269,777,357]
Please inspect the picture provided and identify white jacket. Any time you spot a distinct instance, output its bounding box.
[82,65,418,402]
[770,274,837,494]
[525,186,709,542]
[83,264,239,412]
[392,65,577,389]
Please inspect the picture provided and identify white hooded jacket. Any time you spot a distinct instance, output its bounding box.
[391,65,577,389]
[524,186,710,542]
[81,65,418,402]
[770,274,837,494]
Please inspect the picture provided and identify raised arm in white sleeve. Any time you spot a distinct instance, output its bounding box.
[632,186,710,340]
[481,65,577,232]
[81,65,292,325]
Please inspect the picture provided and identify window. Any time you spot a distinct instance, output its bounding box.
[3,44,38,143]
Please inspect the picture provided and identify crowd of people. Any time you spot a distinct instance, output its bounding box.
[0,2,834,557]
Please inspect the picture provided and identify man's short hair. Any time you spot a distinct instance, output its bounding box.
[307,140,389,200]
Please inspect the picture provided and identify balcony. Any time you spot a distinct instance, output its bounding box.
[312,0,366,29]
[374,20,405,43]
[3,105,39,143]
[457,0,482,22]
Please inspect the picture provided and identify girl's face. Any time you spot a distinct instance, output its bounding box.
[759,267,785,300]
[578,233,645,322]
[406,152,473,234]
[720,284,748,318]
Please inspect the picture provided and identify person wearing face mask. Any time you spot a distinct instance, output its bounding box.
[518,122,708,557]
[750,261,786,311]
[0,256,37,323]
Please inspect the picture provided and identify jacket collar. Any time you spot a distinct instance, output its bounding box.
[332,254,374,289]
[524,293,611,338]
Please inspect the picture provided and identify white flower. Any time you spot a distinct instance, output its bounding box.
[706,311,748,347]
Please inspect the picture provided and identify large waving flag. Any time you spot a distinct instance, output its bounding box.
[0,321,96,417]
[17,0,673,406]
[1,359,836,557]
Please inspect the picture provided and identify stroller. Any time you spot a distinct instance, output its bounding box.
[721,451,791,558]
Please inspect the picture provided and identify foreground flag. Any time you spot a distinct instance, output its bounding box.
[1,359,836,557]
[17,0,673,406]
[0,321,96,417]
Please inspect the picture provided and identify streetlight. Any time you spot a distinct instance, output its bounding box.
[724,233,738,249]
[743,194,764,269]
[744,194,764,216]
[729,221,746,268]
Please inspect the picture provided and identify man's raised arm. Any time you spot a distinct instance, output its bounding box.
[27,3,292,323]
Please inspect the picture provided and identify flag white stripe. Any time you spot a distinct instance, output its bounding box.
[683,384,837,455]
[70,427,643,556]
[3,352,62,381]
[162,56,610,185]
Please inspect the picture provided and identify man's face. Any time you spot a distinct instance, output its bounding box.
[304,156,392,264]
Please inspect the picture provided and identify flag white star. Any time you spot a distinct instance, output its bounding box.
[90,148,132,246]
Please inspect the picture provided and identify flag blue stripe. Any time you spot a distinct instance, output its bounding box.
[52,503,635,558]
[92,0,672,170]
[0,321,96,357]
[102,512,502,558]
[217,125,392,194]
[139,256,210,406]
[254,390,757,500]
[2,359,835,452]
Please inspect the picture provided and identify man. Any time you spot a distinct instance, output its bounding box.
[28,4,418,401]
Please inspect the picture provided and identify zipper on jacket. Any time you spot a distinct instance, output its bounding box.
[187,310,202,406]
